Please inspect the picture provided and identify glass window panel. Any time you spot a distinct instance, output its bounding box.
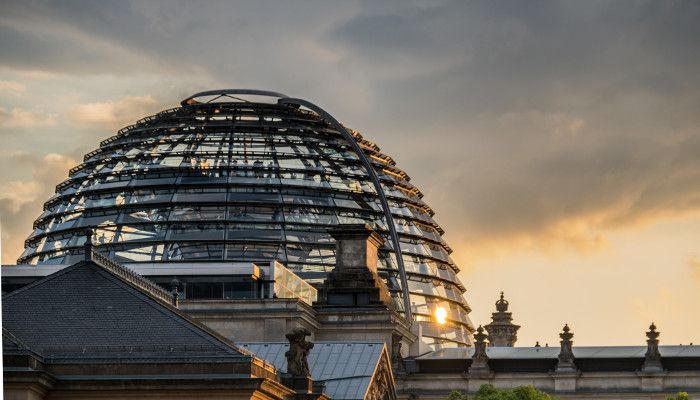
[167,224,225,241]
[165,243,224,260]
[171,206,226,221]
[129,189,173,204]
[113,244,164,262]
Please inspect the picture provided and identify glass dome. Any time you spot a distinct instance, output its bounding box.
[19,90,474,347]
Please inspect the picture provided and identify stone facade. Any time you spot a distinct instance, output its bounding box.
[6,225,700,400]
[180,298,320,342]
[180,225,416,363]
[396,370,700,399]
[173,228,700,399]
[395,322,700,399]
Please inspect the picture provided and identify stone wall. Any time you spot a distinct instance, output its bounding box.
[180,298,319,342]
[396,371,700,399]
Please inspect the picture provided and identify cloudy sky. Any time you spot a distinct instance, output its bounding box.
[1,0,699,346]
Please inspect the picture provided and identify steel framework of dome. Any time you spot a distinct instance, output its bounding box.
[18,90,474,347]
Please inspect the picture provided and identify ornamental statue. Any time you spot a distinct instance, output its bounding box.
[643,322,663,372]
[285,328,314,377]
[468,325,491,375]
[556,324,577,372]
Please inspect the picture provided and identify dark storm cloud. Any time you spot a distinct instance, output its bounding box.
[320,1,700,256]
[0,1,358,87]
[1,0,700,262]
[329,1,700,114]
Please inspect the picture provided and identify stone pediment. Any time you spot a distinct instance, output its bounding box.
[366,349,396,400]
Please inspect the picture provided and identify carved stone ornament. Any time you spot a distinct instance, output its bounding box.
[285,328,314,377]
[391,333,404,374]
[643,322,663,372]
[366,352,396,400]
[556,324,576,372]
[468,325,490,374]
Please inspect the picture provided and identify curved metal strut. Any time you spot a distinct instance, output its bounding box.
[181,89,289,106]
[278,97,413,325]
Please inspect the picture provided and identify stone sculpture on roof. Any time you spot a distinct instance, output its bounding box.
[285,328,314,377]
[556,324,577,372]
[643,322,663,372]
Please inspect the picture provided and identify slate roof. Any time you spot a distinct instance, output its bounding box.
[417,345,700,359]
[241,342,386,400]
[2,260,247,361]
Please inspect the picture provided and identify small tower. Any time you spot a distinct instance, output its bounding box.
[483,292,520,347]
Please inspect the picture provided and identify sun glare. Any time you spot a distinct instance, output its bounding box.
[435,306,447,325]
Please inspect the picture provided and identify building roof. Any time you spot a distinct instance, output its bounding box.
[417,345,700,360]
[411,345,700,374]
[241,342,387,400]
[2,259,249,361]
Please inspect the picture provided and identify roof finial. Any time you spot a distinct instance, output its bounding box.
[495,291,509,312]
[170,277,180,308]
[643,322,663,372]
[468,325,490,376]
[83,228,94,261]
[556,323,576,372]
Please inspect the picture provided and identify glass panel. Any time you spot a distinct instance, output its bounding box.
[167,224,225,241]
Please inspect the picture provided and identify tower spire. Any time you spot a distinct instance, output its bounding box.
[483,291,520,347]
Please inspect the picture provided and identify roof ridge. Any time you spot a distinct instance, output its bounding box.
[89,250,172,305]
[2,327,44,359]
[3,248,172,305]
[3,327,30,349]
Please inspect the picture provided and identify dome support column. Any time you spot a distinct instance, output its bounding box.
[278,97,413,325]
